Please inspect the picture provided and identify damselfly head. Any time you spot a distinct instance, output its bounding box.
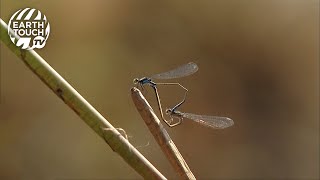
[133,78,139,84]
[165,109,172,114]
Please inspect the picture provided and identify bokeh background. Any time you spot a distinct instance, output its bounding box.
[0,0,319,179]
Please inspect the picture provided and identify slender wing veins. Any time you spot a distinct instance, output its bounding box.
[182,113,234,129]
[151,62,198,80]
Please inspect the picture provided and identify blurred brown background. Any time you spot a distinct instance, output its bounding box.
[0,0,319,179]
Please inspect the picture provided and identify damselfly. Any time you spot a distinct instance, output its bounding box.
[165,95,234,129]
[133,62,198,127]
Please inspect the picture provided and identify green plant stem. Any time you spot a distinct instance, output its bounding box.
[0,18,166,180]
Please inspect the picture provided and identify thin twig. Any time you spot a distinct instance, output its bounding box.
[131,87,196,180]
[0,19,166,180]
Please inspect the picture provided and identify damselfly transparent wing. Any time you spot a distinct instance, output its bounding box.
[181,112,234,129]
[151,62,199,80]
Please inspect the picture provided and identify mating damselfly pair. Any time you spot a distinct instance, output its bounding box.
[133,62,234,129]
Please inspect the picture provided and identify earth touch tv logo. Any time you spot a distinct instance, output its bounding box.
[8,8,50,50]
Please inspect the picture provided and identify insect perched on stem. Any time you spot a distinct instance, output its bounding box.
[133,62,198,127]
[165,98,234,129]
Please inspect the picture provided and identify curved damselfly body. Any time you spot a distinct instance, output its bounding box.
[165,96,234,129]
[133,62,198,127]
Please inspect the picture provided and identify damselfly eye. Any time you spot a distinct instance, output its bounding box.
[165,109,172,114]
[133,78,139,84]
